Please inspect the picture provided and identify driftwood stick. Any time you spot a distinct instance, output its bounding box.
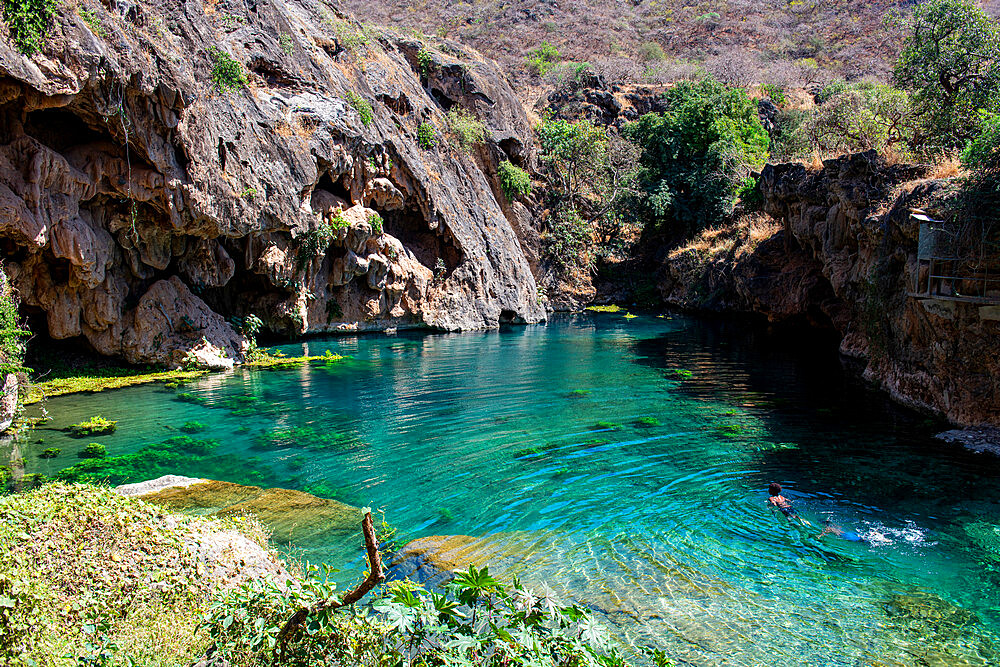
[273,510,385,662]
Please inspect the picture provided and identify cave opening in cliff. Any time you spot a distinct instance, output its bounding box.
[23,108,106,152]
[382,208,462,274]
[314,171,352,204]
[498,138,525,168]
[429,88,455,111]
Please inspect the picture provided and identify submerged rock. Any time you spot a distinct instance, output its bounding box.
[390,532,554,587]
[936,427,1000,456]
[117,475,359,544]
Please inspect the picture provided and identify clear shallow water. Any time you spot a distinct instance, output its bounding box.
[11,314,1000,665]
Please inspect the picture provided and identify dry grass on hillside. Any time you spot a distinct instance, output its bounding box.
[669,213,782,263]
[339,0,916,90]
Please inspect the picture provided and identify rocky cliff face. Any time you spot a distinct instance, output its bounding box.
[661,151,1000,427]
[0,0,543,367]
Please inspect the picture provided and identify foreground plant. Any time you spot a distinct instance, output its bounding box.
[0,484,270,664]
[206,559,642,666]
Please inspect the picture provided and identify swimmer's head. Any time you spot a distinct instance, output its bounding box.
[768,482,782,496]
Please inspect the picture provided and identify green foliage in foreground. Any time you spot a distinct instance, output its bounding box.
[624,78,769,237]
[2,0,58,54]
[206,563,652,667]
[498,159,531,199]
[0,485,669,666]
[0,484,239,664]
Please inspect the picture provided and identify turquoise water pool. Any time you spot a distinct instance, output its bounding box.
[10,314,1000,665]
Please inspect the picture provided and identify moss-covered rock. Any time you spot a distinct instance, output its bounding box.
[119,476,359,545]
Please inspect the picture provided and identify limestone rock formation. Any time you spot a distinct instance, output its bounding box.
[0,0,543,367]
[661,151,1000,426]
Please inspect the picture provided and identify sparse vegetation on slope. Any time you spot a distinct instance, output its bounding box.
[337,0,915,88]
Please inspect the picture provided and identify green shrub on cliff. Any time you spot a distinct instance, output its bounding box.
[623,78,769,237]
[345,91,374,127]
[1,0,58,54]
[209,47,248,93]
[447,107,487,151]
[417,121,437,149]
[802,82,916,156]
[498,159,531,199]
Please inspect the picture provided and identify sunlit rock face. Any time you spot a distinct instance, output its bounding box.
[0,0,543,366]
[659,150,999,426]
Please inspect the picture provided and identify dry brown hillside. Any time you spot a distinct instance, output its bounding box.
[338,0,918,89]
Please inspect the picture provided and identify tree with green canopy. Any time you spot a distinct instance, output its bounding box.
[623,78,769,236]
[894,0,1000,146]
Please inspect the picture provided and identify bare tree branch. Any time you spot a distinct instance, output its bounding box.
[273,510,385,662]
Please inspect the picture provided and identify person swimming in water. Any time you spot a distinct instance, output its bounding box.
[817,516,865,543]
[767,482,810,526]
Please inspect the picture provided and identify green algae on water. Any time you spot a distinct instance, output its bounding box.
[67,415,117,437]
[79,443,106,458]
[636,416,661,427]
[592,421,621,430]
[55,436,275,488]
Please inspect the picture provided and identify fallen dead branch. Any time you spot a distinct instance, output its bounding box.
[273,509,385,662]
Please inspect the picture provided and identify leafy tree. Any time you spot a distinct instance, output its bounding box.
[537,116,640,269]
[623,78,769,235]
[803,82,916,155]
[894,0,1000,146]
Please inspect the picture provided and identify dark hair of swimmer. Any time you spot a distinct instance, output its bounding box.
[768,482,782,496]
